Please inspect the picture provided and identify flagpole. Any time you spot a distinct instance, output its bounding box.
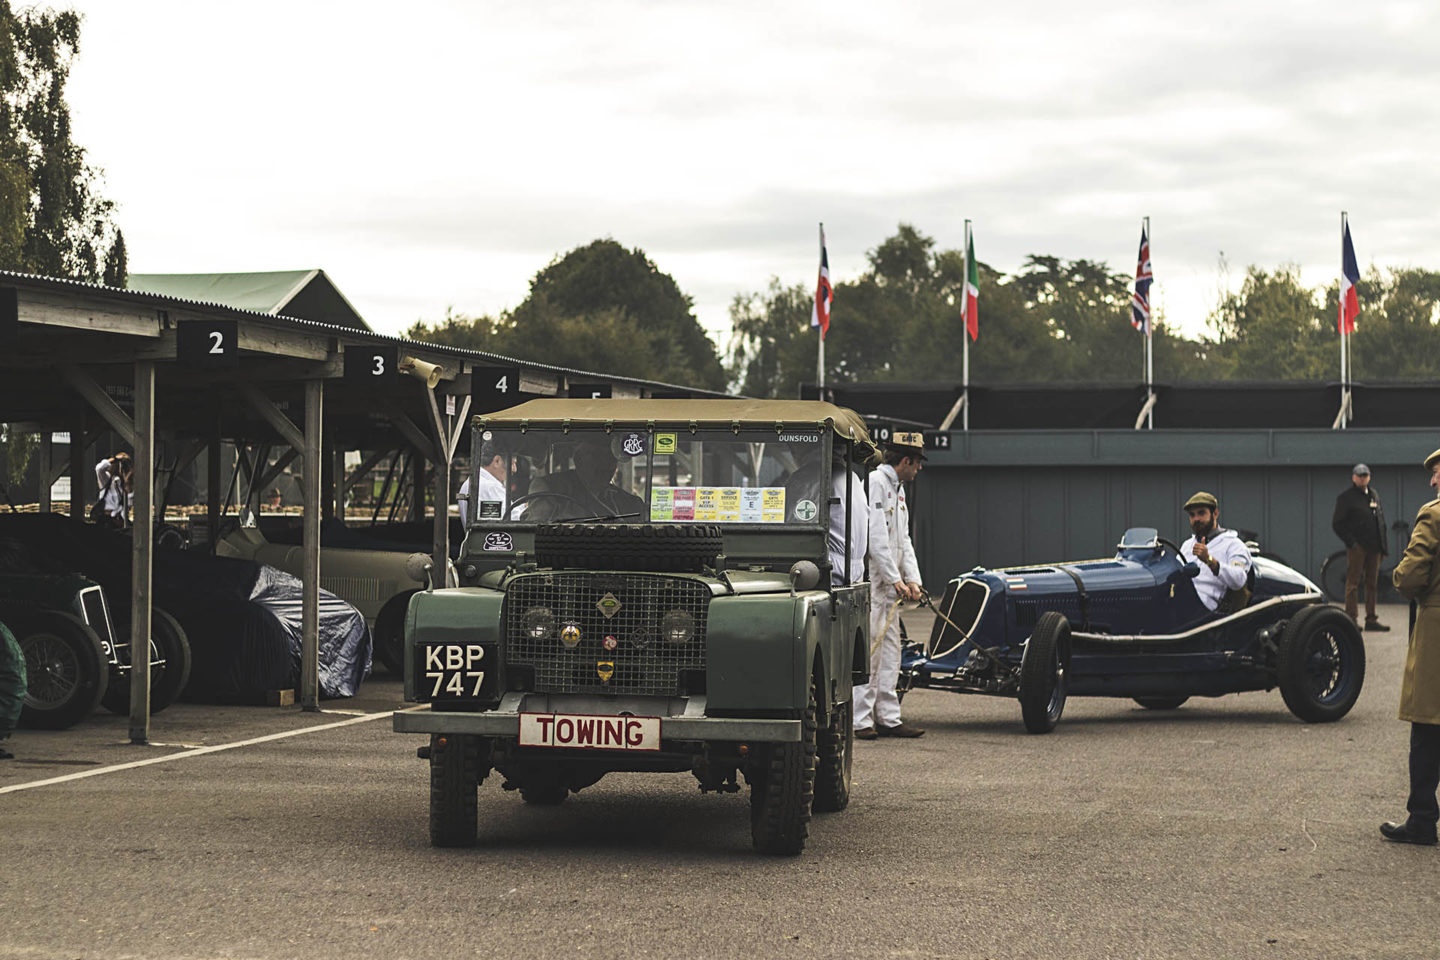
[816,222,825,390]
[962,219,971,432]
[1339,211,1347,428]
[1144,216,1153,430]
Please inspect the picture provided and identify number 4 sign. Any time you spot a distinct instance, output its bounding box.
[472,365,521,413]
[178,320,239,368]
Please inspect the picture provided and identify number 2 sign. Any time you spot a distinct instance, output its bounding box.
[178,320,239,368]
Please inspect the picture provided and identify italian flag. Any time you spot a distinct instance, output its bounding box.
[963,230,979,341]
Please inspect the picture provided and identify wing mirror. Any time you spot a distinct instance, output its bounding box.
[405,552,435,591]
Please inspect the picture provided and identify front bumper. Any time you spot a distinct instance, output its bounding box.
[393,692,801,743]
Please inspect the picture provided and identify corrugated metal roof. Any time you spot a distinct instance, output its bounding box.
[1,269,731,397]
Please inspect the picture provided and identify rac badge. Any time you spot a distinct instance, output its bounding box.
[597,593,622,619]
[597,661,615,683]
[561,623,582,649]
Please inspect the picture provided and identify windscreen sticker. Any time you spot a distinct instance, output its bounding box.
[478,500,503,519]
[651,487,786,523]
[619,432,645,457]
[654,433,678,455]
[793,499,818,522]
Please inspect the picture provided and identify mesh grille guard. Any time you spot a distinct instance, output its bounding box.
[504,572,709,696]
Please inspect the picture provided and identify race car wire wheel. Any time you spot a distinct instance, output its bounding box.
[17,610,109,730]
[1019,611,1071,735]
[1277,604,1365,723]
[533,523,723,573]
[100,607,192,716]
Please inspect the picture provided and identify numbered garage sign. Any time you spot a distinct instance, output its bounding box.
[344,345,399,385]
[471,365,522,413]
[178,319,239,368]
[923,430,953,451]
[568,383,612,399]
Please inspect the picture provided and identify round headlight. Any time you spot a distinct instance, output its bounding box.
[661,609,694,644]
[523,606,555,640]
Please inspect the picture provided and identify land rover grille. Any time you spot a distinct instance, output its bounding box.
[505,573,709,696]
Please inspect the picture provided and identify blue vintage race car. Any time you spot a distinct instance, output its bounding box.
[899,527,1365,733]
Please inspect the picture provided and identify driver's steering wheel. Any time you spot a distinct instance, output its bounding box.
[504,491,592,521]
[1156,536,1184,558]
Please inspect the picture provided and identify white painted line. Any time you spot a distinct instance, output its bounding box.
[0,708,423,795]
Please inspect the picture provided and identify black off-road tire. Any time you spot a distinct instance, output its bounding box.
[429,733,482,847]
[1277,604,1365,723]
[813,691,853,813]
[1134,696,1189,711]
[534,523,723,572]
[373,591,417,676]
[750,684,818,854]
[101,607,192,715]
[17,610,109,730]
[1019,611,1071,734]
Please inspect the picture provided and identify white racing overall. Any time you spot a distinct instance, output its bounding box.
[854,463,921,731]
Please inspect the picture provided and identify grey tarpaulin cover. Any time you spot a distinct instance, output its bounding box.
[247,563,371,697]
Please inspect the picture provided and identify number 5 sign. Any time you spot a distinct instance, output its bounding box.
[178,320,239,368]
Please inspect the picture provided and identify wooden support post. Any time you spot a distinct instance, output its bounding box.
[207,425,222,551]
[38,431,51,513]
[300,378,323,711]
[129,361,155,745]
[411,449,426,524]
[333,444,346,523]
[69,412,85,522]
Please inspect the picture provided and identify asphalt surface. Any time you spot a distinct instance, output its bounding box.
[2,603,1438,960]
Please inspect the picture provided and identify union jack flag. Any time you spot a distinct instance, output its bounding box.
[1131,224,1152,335]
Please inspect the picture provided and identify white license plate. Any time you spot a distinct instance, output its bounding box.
[518,713,661,751]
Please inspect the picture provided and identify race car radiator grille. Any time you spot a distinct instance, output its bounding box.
[504,573,710,696]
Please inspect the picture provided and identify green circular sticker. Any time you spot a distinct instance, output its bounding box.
[793,499,818,522]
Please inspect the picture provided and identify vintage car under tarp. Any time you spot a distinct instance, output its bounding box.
[900,527,1364,733]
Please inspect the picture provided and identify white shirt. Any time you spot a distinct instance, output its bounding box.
[94,458,127,519]
[1180,527,1252,611]
[829,467,869,585]
[866,463,920,590]
[458,468,508,526]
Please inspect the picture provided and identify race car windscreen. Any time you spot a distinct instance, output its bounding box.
[473,427,828,526]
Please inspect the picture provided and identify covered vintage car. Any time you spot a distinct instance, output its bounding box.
[900,527,1364,732]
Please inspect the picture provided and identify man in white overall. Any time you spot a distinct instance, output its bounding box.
[855,432,927,740]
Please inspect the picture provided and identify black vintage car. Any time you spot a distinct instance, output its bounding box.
[900,527,1364,733]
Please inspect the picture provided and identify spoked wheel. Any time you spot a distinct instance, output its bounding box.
[1134,696,1189,711]
[813,690,853,813]
[18,610,108,730]
[1018,611,1071,734]
[750,681,817,854]
[1277,605,1365,723]
[101,607,192,715]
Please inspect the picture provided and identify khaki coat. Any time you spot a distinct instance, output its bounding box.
[1394,498,1440,723]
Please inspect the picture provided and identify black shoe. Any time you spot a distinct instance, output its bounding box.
[853,726,878,741]
[0,747,12,760]
[1381,820,1437,845]
[876,722,926,738]
[1365,621,1391,632]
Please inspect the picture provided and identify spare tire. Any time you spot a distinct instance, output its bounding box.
[534,523,723,572]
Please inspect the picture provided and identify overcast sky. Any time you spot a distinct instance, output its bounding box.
[61,0,1440,354]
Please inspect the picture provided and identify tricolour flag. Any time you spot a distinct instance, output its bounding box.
[1130,225,1152,335]
[811,226,832,339]
[1339,221,1359,335]
[963,230,978,341]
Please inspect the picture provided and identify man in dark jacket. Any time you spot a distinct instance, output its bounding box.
[1333,463,1390,631]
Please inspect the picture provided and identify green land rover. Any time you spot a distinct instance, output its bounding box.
[393,399,875,854]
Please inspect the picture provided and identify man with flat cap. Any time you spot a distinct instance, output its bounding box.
[854,431,927,740]
[1179,491,1253,612]
[1333,463,1390,631]
[1382,447,1440,845]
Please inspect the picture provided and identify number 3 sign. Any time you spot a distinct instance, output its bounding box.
[345,345,399,384]
[178,320,239,368]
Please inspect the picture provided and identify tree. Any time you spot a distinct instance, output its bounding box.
[1341,267,1440,382]
[726,279,814,398]
[0,3,122,282]
[101,228,125,287]
[1207,266,1331,380]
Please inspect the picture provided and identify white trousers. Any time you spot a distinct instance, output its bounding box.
[854,585,904,730]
